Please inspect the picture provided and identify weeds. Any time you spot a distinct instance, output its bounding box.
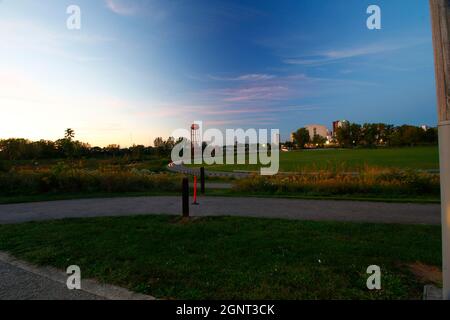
[233,169,440,197]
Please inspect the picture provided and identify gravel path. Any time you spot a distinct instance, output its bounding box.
[0,196,440,225]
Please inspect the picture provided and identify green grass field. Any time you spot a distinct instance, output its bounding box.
[192,147,439,172]
[0,215,442,299]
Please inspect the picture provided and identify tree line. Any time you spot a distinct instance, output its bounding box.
[0,129,178,161]
[290,123,438,149]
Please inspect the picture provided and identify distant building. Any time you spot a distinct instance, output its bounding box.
[421,125,429,131]
[305,124,329,139]
[275,133,280,145]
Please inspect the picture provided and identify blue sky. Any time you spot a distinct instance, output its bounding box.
[0,0,437,146]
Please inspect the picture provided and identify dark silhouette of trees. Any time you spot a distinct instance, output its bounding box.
[292,128,310,149]
[312,134,327,147]
[335,122,437,147]
[289,123,437,149]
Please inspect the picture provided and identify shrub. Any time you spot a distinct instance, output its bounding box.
[0,161,11,173]
[0,169,180,196]
[233,169,440,197]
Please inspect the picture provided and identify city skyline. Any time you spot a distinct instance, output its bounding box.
[0,0,438,147]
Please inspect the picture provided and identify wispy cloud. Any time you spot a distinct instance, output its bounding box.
[284,41,427,66]
[104,0,167,19]
[218,85,290,102]
[286,73,377,87]
[195,72,375,106]
[199,105,318,116]
[208,73,276,81]
[135,101,320,130]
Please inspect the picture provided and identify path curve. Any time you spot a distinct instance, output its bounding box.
[0,196,440,225]
[168,164,441,178]
[168,164,251,178]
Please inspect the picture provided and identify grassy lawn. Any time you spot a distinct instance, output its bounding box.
[191,147,439,172]
[0,215,442,299]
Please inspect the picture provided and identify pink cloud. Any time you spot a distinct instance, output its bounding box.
[105,0,138,16]
[208,73,276,81]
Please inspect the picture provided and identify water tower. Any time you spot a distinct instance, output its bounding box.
[190,123,201,161]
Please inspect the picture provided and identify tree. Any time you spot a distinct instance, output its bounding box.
[153,137,177,156]
[106,144,120,157]
[0,139,30,160]
[65,128,75,141]
[56,138,75,159]
[129,144,145,160]
[424,128,438,144]
[349,123,362,146]
[377,124,394,146]
[361,123,378,146]
[336,122,362,147]
[292,128,310,149]
[166,137,175,150]
[154,137,164,148]
[401,125,422,147]
[312,134,327,148]
[336,123,351,147]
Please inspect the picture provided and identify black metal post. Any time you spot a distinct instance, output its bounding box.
[182,178,189,217]
[200,167,205,195]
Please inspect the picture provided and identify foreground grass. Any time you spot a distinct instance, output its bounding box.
[191,147,439,172]
[0,215,441,299]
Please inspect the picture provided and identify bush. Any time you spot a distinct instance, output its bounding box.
[233,169,440,197]
[0,169,180,196]
[0,161,11,173]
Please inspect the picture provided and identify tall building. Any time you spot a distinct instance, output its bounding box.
[305,124,328,139]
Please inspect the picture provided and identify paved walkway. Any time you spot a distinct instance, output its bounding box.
[0,260,103,300]
[204,182,232,189]
[0,196,440,225]
[0,252,154,300]
[168,164,441,179]
[168,164,251,178]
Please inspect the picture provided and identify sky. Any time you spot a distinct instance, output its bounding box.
[0,0,438,146]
